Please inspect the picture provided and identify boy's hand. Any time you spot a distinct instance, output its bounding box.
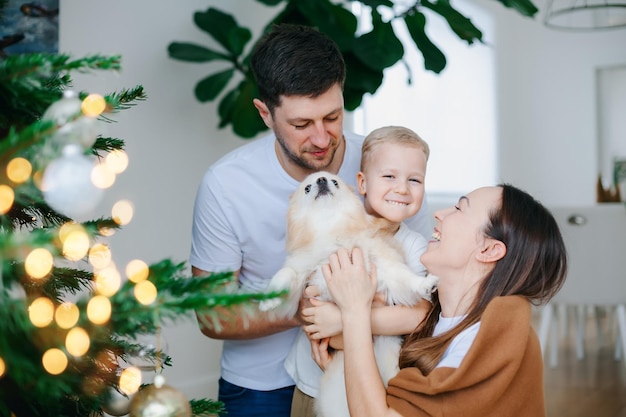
[303,297,342,338]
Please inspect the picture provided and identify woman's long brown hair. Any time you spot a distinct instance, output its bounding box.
[399,184,568,374]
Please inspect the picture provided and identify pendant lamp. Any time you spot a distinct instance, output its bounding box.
[544,0,626,30]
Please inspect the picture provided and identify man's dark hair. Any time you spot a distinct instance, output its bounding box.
[250,24,346,113]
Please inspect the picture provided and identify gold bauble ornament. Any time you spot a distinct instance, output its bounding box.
[129,375,191,417]
[102,387,133,416]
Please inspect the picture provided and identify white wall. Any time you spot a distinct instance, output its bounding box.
[59,0,626,402]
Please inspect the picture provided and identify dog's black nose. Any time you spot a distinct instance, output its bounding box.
[315,176,331,199]
[317,177,329,192]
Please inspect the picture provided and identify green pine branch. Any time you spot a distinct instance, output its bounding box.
[0,54,122,134]
[190,398,225,416]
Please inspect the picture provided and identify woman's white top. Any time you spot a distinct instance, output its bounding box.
[433,314,481,369]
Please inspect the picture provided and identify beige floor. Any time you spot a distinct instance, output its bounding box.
[536,307,626,417]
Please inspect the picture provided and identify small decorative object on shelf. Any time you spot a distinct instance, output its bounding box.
[613,158,626,202]
[597,174,622,203]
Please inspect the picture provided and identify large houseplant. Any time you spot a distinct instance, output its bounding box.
[168,0,538,138]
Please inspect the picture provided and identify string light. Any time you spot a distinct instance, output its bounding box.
[105,150,129,174]
[66,327,90,357]
[98,226,116,237]
[29,297,55,327]
[94,265,122,296]
[91,163,116,189]
[42,348,68,375]
[112,200,134,225]
[134,280,157,305]
[25,248,54,279]
[119,366,142,395]
[87,295,111,325]
[126,259,149,283]
[89,243,112,269]
[62,228,90,261]
[0,184,15,214]
[55,302,80,329]
[59,222,83,242]
[81,94,107,118]
[7,157,32,183]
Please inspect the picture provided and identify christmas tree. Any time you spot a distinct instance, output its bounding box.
[0,15,281,417]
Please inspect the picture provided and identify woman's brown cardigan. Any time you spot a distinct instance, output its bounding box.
[387,296,545,417]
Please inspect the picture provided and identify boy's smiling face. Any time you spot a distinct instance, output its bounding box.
[357,142,427,225]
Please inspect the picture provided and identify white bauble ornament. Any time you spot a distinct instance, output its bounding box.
[42,90,81,125]
[129,375,191,417]
[102,387,133,416]
[43,90,99,149]
[42,144,103,219]
[55,116,99,149]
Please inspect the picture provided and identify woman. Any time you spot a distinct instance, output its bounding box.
[306,184,567,417]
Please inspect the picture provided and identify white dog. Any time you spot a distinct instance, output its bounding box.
[260,171,438,417]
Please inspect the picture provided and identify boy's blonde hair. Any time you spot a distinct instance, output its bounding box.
[360,126,430,172]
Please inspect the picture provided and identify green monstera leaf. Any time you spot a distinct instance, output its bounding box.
[193,8,252,56]
[217,78,266,138]
[195,69,235,102]
[404,11,447,73]
[168,42,230,63]
[420,0,483,45]
[351,9,404,72]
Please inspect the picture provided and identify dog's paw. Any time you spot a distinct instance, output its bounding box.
[415,274,439,301]
[259,298,283,312]
[258,267,297,312]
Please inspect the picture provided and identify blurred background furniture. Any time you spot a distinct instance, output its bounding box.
[538,203,626,369]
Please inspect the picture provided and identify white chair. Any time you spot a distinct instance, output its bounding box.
[538,203,626,369]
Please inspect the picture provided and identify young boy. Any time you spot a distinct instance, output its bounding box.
[357,125,430,275]
[287,125,431,417]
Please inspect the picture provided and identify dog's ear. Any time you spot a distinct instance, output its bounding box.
[332,175,355,192]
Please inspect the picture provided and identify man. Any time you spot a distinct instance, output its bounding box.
[190,24,431,417]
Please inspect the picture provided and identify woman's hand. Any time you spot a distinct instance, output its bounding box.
[310,337,332,371]
[322,247,377,314]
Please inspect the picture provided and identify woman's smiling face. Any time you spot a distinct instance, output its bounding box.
[421,186,503,277]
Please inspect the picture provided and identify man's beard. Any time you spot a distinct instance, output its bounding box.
[275,133,338,171]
